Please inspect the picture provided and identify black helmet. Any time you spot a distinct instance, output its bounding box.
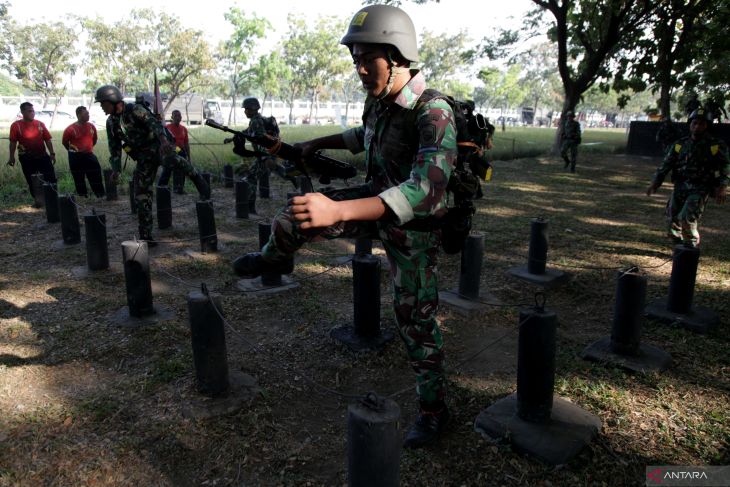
[94,85,123,104]
[688,108,712,123]
[340,5,419,62]
[242,97,261,110]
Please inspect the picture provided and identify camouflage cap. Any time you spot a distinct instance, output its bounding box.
[242,97,261,110]
[340,4,419,62]
[94,85,123,104]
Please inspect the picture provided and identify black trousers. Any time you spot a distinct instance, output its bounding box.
[158,150,187,193]
[18,153,56,197]
[68,152,105,197]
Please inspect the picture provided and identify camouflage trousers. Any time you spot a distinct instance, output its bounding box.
[560,141,578,169]
[262,185,446,405]
[242,156,291,204]
[666,187,709,247]
[133,152,199,237]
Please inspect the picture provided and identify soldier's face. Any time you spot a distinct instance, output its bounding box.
[100,101,115,116]
[690,118,707,138]
[351,44,390,97]
[244,107,256,119]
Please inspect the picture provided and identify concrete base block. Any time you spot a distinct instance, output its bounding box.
[236,275,300,295]
[109,305,175,327]
[330,325,395,352]
[71,262,122,278]
[580,336,672,373]
[474,393,601,465]
[506,266,569,287]
[181,371,259,420]
[645,299,719,334]
[52,240,82,250]
[184,245,226,259]
[439,289,501,316]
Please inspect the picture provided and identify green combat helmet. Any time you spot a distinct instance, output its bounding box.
[341,4,418,98]
[94,85,123,104]
[242,97,261,110]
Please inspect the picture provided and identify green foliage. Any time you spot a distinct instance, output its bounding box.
[5,20,77,105]
[418,29,473,91]
[478,64,526,110]
[0,71,23,95]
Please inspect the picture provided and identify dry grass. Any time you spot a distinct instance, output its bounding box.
[0,150,728,486]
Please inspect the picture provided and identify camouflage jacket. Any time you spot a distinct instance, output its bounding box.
[106,103,176,171]
[245,113,267,154]
[342,70,457,226]
[653,134,730,190]
[562,119,581,143]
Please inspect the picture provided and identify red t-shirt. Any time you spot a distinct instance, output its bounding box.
[166,123,189,149]
[9,119,52,156]
[62,122,98,154]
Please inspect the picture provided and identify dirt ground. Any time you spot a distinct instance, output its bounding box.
[0,153,728,486]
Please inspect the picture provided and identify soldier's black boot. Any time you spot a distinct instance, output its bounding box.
[232,252,294,278]
[403,403,450,449]
[191,173,211,200]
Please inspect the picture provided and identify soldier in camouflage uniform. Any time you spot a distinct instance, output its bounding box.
[655,116,681,155]
[238,97,295,209]
[647,108,729,247]
[560,111,581,173]
[232,4,456,449]
[95,85,210,245]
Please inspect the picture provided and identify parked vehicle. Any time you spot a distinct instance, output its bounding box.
[164,94,223,125]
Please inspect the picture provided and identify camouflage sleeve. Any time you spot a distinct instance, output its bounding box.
[106,117,122,172]
[132,104,164,146]
[247,116,266,153]
[653,143,678,186]
[379,97,457,224]
[342,126,365,154]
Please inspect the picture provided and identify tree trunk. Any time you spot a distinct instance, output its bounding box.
[555,91,580,153]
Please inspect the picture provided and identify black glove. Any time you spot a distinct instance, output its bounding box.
[232,134,248,157]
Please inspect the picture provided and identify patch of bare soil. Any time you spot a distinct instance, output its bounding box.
[1,154,728,486]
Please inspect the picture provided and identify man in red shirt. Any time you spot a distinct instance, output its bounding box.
[158,109,191,194]
[62,106,105,198]
[6,102,57,198]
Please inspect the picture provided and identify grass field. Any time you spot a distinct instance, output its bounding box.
[0,124,627,206]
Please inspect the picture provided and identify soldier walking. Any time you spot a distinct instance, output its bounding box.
[95,85,210,245]
[646,108,729,247]
[232,5,456,448]
[560,110,581,173]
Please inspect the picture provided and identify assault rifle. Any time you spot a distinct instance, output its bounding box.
[205,119,357,184]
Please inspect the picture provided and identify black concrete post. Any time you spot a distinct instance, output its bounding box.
[235,180,250,219]
[458,233,484,300]
[196,200,218,253]
[223,164,234,188]
[298,175,313,194]
[355,237,373,256]
[84,213,109,271]
[353,255,381,337]
[347,394,400,487]
[156,186,172,229]
[31,173,45,208]
[129,180,137,214]
[43,183,60,223]
[172,168,185,193]
[667,245,699,314]
[258,169,270,198]
[187,290,230,397]
[611,268,646,355]
[201,172,212,188]
[104,169,118,201]
[516,305,557,423]
[258,222,280,286]
[121,240,154,317]
[59,195,81,244]
[527,218,548,275]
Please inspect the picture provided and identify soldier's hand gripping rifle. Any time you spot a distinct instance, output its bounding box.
[205,119,357,185]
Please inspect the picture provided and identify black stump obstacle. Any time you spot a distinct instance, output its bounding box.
[506,218,568,286]
[645,245,719,334]
[128,180,137,214]
[156,185,172,229]
[109,240,173,326]
[331,254,394,352]
[355,237,372,256]
[235,180,250,219]
[582,268,671,372]
[440,232,500,314]
[347,394,401,487]
[201,172,212,187]
[236,222,299,295]
[84,212,110,271]
[103,169,118,201]
[258,169,270,198]
[31,173,45,208]
[181,288,259,419]
[172,168,185,193]
[223,164,234,188]
[474,302,601,465]
[59,195,81,245]
[43,183,60,223]
[196,200,218,253]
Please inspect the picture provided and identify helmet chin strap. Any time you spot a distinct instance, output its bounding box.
[376,50,409,100]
